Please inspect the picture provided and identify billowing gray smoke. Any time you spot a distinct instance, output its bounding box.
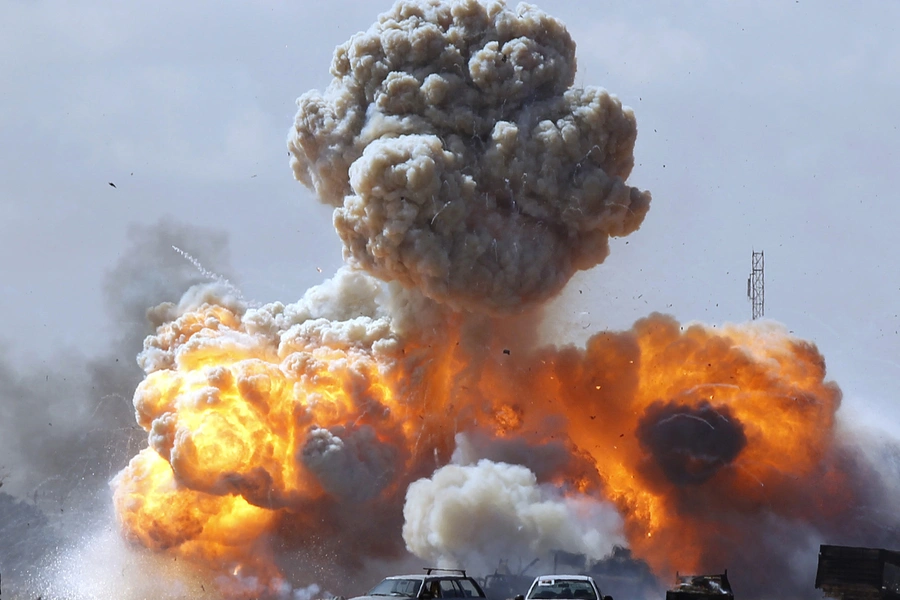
[637,400,747,485]
[450,427,602,488]
[302,425,400,502]
[288,0,651,314]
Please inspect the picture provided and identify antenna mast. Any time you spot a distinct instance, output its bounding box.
[747,251,764,320]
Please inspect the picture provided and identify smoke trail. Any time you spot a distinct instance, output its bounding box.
[172,244,247,305]
[288,0,651,314]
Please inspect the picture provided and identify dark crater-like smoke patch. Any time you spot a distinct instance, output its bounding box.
[637,400,747,485]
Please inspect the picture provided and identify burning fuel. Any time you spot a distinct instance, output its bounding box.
[99,1,900,599]
[110,269,900,598]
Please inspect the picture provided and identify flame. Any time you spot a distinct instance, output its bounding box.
[523,316,841,576]
[113,286,849,595]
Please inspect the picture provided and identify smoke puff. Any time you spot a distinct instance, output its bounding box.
[402,459,624,568]
[289,0,651,314]
[301,425,399,502]
[451,430,601,489]
[637,400,747,486]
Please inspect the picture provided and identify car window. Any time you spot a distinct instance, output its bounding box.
[438,579,462,598]
[368,578,422,597]
[457,579,483,598]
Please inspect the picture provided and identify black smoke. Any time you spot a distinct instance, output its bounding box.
[637,400,747,486]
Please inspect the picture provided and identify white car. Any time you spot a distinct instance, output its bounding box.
[516,575,612,600]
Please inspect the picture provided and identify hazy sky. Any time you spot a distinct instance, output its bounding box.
[2,0,899,440]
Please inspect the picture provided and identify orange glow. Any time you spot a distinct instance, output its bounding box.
[113,300,846,593]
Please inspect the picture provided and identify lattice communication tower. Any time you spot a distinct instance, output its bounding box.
[747,250,764,320]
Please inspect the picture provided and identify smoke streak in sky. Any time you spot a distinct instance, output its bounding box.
[3,2,900,600]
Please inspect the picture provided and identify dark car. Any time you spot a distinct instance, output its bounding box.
[351,568,488,600]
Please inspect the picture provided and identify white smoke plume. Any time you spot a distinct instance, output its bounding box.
[288,0,651,314]
[403,455,625,569]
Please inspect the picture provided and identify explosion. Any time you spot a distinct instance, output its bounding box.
[110,1,899,599]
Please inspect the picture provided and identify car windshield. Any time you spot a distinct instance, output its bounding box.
[527,579,597,600]
[368,578,423,597]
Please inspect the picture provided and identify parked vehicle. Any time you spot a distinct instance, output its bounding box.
[514,574,612,600]
[350,568,488,600]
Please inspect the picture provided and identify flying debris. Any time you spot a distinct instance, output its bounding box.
[108,182,116,188]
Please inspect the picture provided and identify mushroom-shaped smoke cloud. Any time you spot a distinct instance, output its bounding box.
[289,0,651,314]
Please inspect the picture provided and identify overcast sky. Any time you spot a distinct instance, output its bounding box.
[2,0,899,443]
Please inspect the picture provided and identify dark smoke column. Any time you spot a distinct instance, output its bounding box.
[289,0,651,314]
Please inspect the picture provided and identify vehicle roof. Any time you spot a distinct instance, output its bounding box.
[382,574,474,580]
[533,575,596,582]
